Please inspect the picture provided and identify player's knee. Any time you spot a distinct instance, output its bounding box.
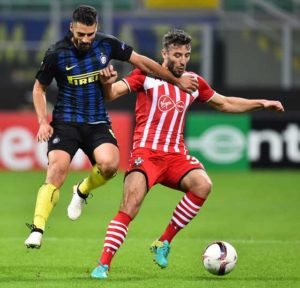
[98,161,118,179]
[195,178,212,199]
[203,178,213,197]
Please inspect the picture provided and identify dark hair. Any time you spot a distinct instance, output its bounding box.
[72,5,98,25]
[162,29,192,50]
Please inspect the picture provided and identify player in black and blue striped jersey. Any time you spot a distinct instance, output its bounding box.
[25,5,198,249]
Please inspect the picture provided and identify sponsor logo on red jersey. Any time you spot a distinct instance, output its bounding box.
[158,95,185,113]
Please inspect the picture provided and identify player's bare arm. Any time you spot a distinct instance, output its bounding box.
[100,65,129,101]
[32,79,53,142]
[208,92,284,113]
[128,51,198,93]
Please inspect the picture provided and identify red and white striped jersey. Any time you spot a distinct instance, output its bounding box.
[123,69,215,154]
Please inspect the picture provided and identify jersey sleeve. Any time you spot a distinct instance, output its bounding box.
[35,48,56,86]
[105,35,133,62]
[123,69,146,92]
[197,76,215,103]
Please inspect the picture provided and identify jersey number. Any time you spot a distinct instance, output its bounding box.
[187,155,200,165]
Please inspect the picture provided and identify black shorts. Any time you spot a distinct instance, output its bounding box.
[48,122,118,164]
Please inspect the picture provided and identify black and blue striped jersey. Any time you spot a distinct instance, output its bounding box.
[36,31,133,123]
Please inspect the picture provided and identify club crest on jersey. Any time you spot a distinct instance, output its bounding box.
[52,137,60,144]
[121,41,126,50]
[100,54,108,65]
[158,95,185,113]
[134,157,144,167]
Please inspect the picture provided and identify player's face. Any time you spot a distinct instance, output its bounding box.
[162,44,191,77]
[70,22,97,52]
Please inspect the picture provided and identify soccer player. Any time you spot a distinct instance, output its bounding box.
[24,6,198,249]
[90,29,284,279]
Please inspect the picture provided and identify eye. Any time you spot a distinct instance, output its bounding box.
[76,32,95,37]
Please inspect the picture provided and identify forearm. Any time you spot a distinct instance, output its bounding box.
[103,83,114,101]
[132,54,179,85]
[32,81,48,124]
[103,81,129,102]
[220,97,266,113]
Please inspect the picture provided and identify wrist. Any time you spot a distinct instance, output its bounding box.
[261,100,268,109]
[39,118,48,125]
[173,77,180,86]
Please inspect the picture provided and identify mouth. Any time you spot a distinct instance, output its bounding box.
[175,68,185,77]
[176,66,185,73]
[78,43,91,51]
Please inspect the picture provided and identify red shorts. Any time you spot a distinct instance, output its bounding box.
[126,148,205,190]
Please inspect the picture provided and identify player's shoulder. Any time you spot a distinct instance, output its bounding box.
[95,32,120,42]
[183,71,199,78]
[120,68,145,81]
[131,68,161,80]
[43,43,59,59]
[183,71,209,84]
[46,34,71,56]
[130,68,146,76]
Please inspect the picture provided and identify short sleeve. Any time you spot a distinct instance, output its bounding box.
[197,76,215,103]
[35,49,56,86]
[123,69,147,92]
[104,35,133,62]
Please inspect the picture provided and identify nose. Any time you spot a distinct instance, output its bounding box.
[179,61,186,68]
[82,36,89,43]
[178,56,186,66]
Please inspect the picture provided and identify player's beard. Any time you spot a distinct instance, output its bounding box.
[73,38,92,53]
[167,62,185,78]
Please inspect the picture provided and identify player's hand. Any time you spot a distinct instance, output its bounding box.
[177,74,198,93]
[263,100,285,112]
[37,122,53,142]
[99,65,118,85]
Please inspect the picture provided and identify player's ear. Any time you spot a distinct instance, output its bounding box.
[70,22,73,33]
[161,49,167,60]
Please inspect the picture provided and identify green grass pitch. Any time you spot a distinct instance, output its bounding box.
[0,170,300,288]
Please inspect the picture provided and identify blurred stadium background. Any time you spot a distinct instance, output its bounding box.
[0,0,299,171]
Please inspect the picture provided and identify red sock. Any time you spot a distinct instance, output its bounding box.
[100,211,132,266]
[159,191,206,243]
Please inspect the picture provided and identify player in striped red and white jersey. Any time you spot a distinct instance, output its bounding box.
[123,69,214,154]
[91,29,284,279]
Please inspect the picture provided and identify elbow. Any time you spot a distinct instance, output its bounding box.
[106,93,119,102]
[108,96,117,102]
[216,104,228,112]
[104,94,115,102]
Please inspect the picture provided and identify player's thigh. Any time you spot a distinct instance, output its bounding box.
[46,150,72,187]
[162,153,204,189]
[120,171,148,215]
[126,148,166,190]
[48,122,80,158]
[83,124,119,168]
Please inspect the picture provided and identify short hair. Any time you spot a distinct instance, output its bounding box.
[162,29,192,50]
[72,5,98,25]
